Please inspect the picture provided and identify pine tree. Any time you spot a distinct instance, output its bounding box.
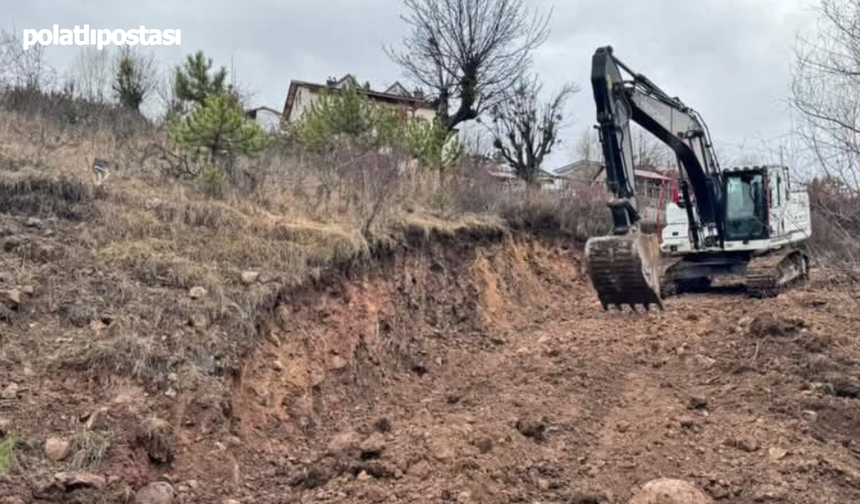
[169,94,270,161]
[295,79,377,152]
[113,54,144,110]
[173,51,227,107]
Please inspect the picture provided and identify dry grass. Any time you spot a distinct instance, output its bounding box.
[0,171,92,219]
[68,333,171,385]
[69,430,114,470]
[0,91,607,391]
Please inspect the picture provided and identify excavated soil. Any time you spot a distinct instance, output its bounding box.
[2,216,860,504]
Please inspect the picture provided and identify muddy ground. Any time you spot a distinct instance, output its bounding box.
[1,219,860,504]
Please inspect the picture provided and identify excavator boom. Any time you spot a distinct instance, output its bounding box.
[585,46,724,310]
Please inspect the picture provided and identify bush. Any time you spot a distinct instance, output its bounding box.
[0,437,15,475]
[807,176,860,275]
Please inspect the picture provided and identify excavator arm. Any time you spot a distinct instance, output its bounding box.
[592,46,723,243]
[585,46,725,310]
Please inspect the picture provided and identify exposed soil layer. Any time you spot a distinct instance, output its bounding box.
[2,214,860,504]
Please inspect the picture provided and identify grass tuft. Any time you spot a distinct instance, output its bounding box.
[0,437,16,475]
[68,333,170,385]
[70,430,113,470]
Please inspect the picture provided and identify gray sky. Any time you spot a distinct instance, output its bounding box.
[4,0,820,169]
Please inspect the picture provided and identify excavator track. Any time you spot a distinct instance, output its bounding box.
[585,232,663,311]
[745,248,809,298]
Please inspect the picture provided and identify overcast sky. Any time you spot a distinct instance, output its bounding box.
[4,0,820,170]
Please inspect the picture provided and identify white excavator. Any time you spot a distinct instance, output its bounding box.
[585,47,812,310]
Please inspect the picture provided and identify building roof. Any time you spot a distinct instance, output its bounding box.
[385,82,411,97]
[487,163,558,182]
[553,159,604,181]
[283,75,434,121]
[554,159,671,183]
[246,106,282,118]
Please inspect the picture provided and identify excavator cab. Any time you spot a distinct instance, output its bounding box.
[723,170,769,242]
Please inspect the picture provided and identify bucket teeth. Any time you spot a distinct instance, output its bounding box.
[585,232,663,311]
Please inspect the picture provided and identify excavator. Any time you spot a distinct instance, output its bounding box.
[585,46,812,310]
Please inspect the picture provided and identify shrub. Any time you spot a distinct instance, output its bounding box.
[0,437,16,475]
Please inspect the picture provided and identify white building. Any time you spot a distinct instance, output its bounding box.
[282,75,437,123]
[245,106,283,132]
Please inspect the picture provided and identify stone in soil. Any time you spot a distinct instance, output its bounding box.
[628,478,714,504]
[241,271,260,285]
[44,437,71,462]
[0,289,21,307]
[1,383,19,400]
[135,482,176,504]
[328,430,361,454]
[188,286,207,300]
[687,395,709,410]
[360,433,387,457]
[516,415,548,441]
[731,435,760,453]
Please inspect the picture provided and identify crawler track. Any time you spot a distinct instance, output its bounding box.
[746,248,809,297]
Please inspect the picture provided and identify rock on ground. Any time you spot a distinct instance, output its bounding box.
[0,289,21,307]
[628,478,713,504]
[135,482,176,504]
[1,383,19,400]
[44,437,71,462]
[241,271,260,285]
[328,430,361,454]
[188,286,207,300]
[516,415,548,441]
[360,432,387,457]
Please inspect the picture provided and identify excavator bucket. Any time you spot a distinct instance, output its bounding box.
[585,232,662,311]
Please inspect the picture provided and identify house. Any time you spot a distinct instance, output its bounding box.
[282,74,437,123]
[480,160,566,191]
[554,159,674,223]
[245,106,283,132]
[554,159,671,199]
[554,159,605,182]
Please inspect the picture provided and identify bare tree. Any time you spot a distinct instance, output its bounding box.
[73,47,113,102]
[490,77,578,184]
[574,127,602,163]
[113,46,158,111]
[792,0,860,278]
[0,29,55,90]
[388,0,550,132]
[792,0,860,190]
[154,69,185,121]
[632,129,674,169]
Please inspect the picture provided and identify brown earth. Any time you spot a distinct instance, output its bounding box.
[2,213,860,504]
